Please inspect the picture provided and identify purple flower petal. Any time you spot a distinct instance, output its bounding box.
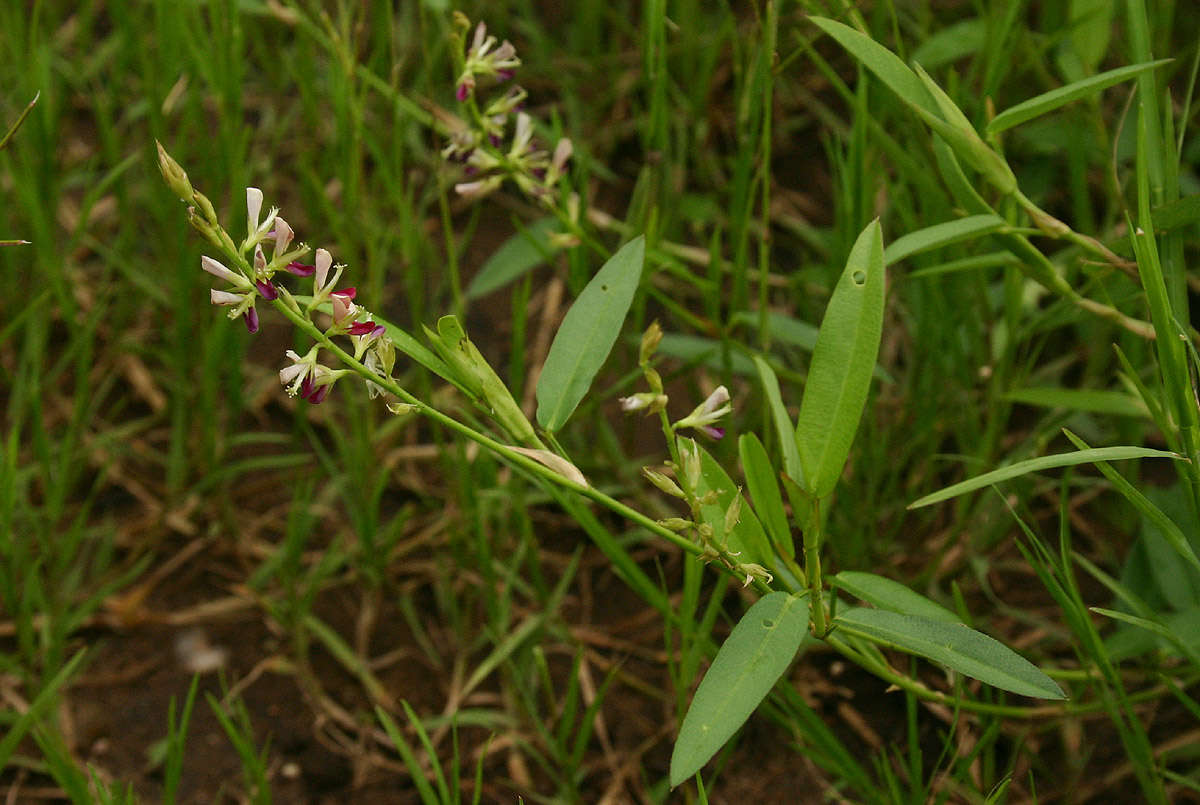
[286,261,315,276]
[254,280,278,300]
[456,82,471,102]
[244,306,260,334]
[701,426,725,441]
[307,383,330,404]
[347,320,379,336]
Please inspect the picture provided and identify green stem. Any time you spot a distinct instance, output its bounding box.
[824,634,1053,717]
[272,297,707,557]
[802,498,826,636]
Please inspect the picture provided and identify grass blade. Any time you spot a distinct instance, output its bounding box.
[986,60,1172,135]
[909,445,1181,509]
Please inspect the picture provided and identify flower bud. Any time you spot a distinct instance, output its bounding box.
[156,141,194,202]
[639,321,663,365]
[642,467,685,499]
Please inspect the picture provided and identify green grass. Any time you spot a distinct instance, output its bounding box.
[2,0,1200,801]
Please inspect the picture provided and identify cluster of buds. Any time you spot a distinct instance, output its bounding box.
[444,15,575,216]
[644,440,772,588]
[618,324,765,586]
[618,322,732,441]
[156,143,396,406]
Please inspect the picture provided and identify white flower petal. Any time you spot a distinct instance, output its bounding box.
[246,188,264,234]
[201,256,240,284]
[314,248,332,291]
[210,289,244,306]
[279,363,307,385]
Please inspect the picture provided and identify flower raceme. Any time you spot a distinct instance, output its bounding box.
[156,147,399,407]
[445,15,574,213]
[454,20,520,102]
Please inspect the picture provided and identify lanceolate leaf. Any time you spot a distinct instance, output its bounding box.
[834,607,1066,699]
[692,440,773,568]
[884,214,1007,266]
[536,236,645,431]
[739,433,794,559]
[834,571,961,624]
[754,355,803,485]
[808,18,935,116]
[794,220,885,499]
[467,217,563,299]
[986,59,1172,135]
[670,592,810,787]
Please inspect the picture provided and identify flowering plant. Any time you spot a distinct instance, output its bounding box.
[155,15,1070,793]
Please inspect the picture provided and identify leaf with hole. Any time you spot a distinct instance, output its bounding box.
[794,219,885,499]
[670,592,809,787]
[536,236,644,431]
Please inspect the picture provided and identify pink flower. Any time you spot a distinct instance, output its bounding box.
[331,287,357,323]
[203,256,259,332]
[279,348,341,404]
[210,288,259,333]
[674,386,732,440]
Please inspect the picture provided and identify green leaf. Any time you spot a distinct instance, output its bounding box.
[794,220,885,499]
[754,355,802,485]
[732,310,818,351]
[427,316,537,443]
[739,433,793,558]
[536,236,645,431]
[910,19,986,69]
[834,608,1066,700]
[691,439,773,567]
[987,59,1172,135]
[1151,194,1200,233]
[908,445,1181,509]
[884,214,1008,266]
[834,571,962,624]
[1002,387,1148,418]
[466,217,563,299]
[657,333,756,375]
[670,592,810,787]
[1064,0,1115,74]
[809,18,936,116]
[733,312,893,382]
